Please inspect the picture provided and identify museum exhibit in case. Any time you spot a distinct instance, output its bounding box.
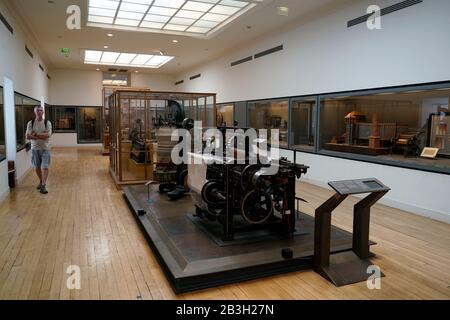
[248,99,289,147]
[77,107,102,143]
[216,103,234,127]
[291,97,316,151]
[14,93,39,151]
[319,86,450,171]
[53,106,76,132]
[109,88,216,185]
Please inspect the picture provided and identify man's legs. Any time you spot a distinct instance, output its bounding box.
[35,168,43,186]
[32,150,43,187]
[39,150,51,194]
[42,168,48,186]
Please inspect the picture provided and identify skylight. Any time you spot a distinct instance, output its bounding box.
[87,0,264,38]
[84,49,174,68]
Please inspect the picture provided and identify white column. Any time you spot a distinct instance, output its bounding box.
[3,77,16,162]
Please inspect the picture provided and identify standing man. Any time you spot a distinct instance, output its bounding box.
[25,105,52,194]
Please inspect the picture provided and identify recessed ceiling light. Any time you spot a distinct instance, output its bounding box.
[277,6,289,16]
[84,49,174,69]
[107,33,114,37]
[104,45,109,49]
[135,71,139,73]
[86,0,263,38]
[96,68,100,71]
[172,39,178,43]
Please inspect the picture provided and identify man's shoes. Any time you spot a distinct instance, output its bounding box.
[39,185,48,194]
[37,183,42,190]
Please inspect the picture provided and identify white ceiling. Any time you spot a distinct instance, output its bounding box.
[8,0,349,75]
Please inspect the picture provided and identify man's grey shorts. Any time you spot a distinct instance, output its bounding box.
[32,150,51,169]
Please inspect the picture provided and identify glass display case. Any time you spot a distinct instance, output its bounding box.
[248,99,289,147]
[428,112,450,157]
[0,87,5,160]
[15,93,39,151]
[109,88,216,185]
[216,104,234,127]
[53,107,76,132]
[319,87,450,169]
[290,97,316,151]
[77,107,102,143]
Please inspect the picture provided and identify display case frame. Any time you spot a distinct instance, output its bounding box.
[52,106,77,133]
[0,86,5,162]
[289,95,318,153]
[14,92,40,152]
[76,106,102,144]
[108,88,216,186]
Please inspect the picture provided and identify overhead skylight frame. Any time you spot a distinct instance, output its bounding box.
[86,0,265,38]
[83,49,175,69]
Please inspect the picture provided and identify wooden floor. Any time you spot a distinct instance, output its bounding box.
[0,148,449,300]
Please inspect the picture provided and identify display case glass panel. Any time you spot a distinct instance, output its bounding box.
[216,104,234,127]
[15,93,38,151]
[319,87,450,170]
[248,99,289,147]
[291,97,316,151]
[0,87,5,160]
[77,107,102,143]
[108,89,216,185]
[54,107,76,132]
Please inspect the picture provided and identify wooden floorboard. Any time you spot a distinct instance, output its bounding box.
[0,147,448,300]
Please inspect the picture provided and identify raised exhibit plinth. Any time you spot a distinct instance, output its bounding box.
[123,185,374,293]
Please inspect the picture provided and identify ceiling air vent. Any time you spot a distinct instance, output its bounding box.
[108,68,117,72]
[175,80,184,86]
[347,0,423,28]
[231,56,253,67]
[118,69,128,73]
[0,10,13,34]
[39,64,44,72]
[190,74,201,80]
[254,45,283,59]
[25,45,34,59]
[47,74,51,80]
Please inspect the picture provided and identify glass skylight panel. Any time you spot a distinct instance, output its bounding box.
[144,14,171,23]
[175,10,204,19]
[141,21,165,29]
[116,53,137,64]
[87,0,264,37]
[84,50,174,68]
[116,10,144,20]
[210,4,241,15]
[89,7,116,17]
[115,18,141,26]
[201,12,229,22]
[182,1,215,12]
[164,24,188,31]
[153,0,185,9]
[85,50,102,62]
[101,51,120,63]
[169,17,196,26]
[148,6,177,16]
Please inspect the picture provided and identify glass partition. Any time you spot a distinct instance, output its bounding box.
[109,89,216,185]
[0,87,5,160]
[53,107,76,132]
[248,99,289,147]
[15,93,38,151]
[216,104,234,127]
[290,97,316,151]
[77,107,102,143]
[319,87,450,171]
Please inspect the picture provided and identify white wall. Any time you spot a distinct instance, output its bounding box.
[130,73,175,91]
[174,0,450,223]
[295,151,450,224]
[49,69,103,106]
[0,0,49,195]
[16,148,32,183]
[175,0,450,102]
[51,133,101,148]
[0,0,49,101]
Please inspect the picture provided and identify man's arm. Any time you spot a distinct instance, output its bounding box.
[35,121,52,139]
[25,121,37,140]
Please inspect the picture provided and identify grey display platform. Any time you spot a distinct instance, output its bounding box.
[123,185,375,293]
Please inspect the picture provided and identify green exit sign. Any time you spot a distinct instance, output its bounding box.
[60,48,70,56]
